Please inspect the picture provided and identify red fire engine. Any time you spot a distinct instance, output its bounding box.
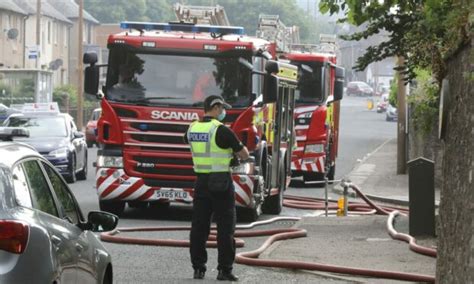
[256,15,345,183]
[83,6,298,221]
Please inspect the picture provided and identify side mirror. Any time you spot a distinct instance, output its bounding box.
[83,52,98,65]
[87,211,118,232]
[263,74,278,104]
[333,66,345,102]
[84,65,100,95]
[73,131,85,139]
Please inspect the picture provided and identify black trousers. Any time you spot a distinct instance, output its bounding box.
[190,172,236,272]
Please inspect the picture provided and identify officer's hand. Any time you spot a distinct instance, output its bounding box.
[230,156,240,167]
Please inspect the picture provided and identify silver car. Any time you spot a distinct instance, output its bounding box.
[0,127,118,283]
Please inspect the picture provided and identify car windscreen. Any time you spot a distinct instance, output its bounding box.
[105,49,252,108]
[91,110,101,121]
[291,61,324,105]
[6,116,67,137]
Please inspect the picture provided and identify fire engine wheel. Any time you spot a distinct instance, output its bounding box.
[303,172,325,187]
[100,201,125,216]
[262,164,286,215]
[238,204,261,223]
[327,163,336,183]
[128,201,149,209]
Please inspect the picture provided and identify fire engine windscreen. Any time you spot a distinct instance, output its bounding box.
[105,50,252,108]
[293,61,328,105]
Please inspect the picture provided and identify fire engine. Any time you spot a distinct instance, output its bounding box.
[256,15,345,183]
[83,4,298,221]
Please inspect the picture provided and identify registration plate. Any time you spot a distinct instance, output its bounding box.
[156,190,189,201]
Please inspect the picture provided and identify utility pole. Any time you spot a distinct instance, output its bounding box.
[77,0,84,130]
[396,55,407,174]
[36,0,41,69]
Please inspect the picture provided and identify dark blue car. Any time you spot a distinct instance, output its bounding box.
[3,113,88,183]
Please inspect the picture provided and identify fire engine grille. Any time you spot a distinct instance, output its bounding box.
[138,167,195,176]
[134,156,193,166]
[130,122,189,133]
[130,134,184,144]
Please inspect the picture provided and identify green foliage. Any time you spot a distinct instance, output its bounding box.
[53,84,77,108]
[408,69,439,135]
[319,0,473,84]
[84,0,329,43]
[53,85,98,111]
[389,77,397,107]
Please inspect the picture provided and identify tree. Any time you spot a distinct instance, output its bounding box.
[84,0,323,43]
[319,1,473,282]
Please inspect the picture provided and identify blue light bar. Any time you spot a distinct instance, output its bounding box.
[120,21,244,35]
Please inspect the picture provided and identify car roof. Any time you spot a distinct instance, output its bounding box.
[0,142,42,168]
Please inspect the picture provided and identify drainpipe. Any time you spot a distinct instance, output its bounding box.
[22,15,30,68]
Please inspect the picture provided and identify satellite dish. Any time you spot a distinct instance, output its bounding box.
[55,58,63,67]
[49,59,64,71]
[7,28,19,40]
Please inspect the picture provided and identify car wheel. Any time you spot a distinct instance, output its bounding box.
[65,156,77,184]
[77,152,87,180]
[100,201,125,216]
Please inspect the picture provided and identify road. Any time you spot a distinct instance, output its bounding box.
[70,95,396,283]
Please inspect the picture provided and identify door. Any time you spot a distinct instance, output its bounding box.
[41,161,98,283]
[21,159,78,283]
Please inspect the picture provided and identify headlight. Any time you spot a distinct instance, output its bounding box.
[296,112,312,125]
[304,143,325,154]
[96,156,124,168]
[49,147,68,158]
[231,162,254,175]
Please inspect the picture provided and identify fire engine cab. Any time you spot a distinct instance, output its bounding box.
[83,10,298,221]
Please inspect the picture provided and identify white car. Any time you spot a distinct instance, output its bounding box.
[386,103,398,121]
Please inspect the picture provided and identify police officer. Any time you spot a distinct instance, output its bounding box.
[185,95,249,281]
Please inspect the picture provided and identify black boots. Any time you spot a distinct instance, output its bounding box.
[193,269,205,279]
[217,270,239,281]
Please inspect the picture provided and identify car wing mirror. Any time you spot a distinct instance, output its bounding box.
[86,211,118,232]
[73,131,85,139]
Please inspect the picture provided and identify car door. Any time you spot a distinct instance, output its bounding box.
[41,161,98,283]
[20,159,78,283]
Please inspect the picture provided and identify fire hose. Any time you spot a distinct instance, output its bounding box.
[100,182,435,282]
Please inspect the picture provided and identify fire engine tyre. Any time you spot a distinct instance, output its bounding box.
[76,153,88,181]
[128,201,149,209]
[100,201,125,216]
[262,163,286,215]
[327,164,336,183]
[303,172,325,187]
[65,156,77,184]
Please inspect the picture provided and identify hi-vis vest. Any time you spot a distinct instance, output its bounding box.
[187,119,233,173]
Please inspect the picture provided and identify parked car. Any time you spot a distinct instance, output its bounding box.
[0,127,118,283]
[386,103,398,121]
[346,81,374,96]
[3,106,88,184]
[376,93,389,113]
[0,104,20,124]
[86,108,101,148]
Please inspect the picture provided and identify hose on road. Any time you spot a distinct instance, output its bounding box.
[100,183,435,282]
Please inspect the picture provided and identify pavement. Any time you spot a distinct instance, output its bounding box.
[257,138,439,283]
